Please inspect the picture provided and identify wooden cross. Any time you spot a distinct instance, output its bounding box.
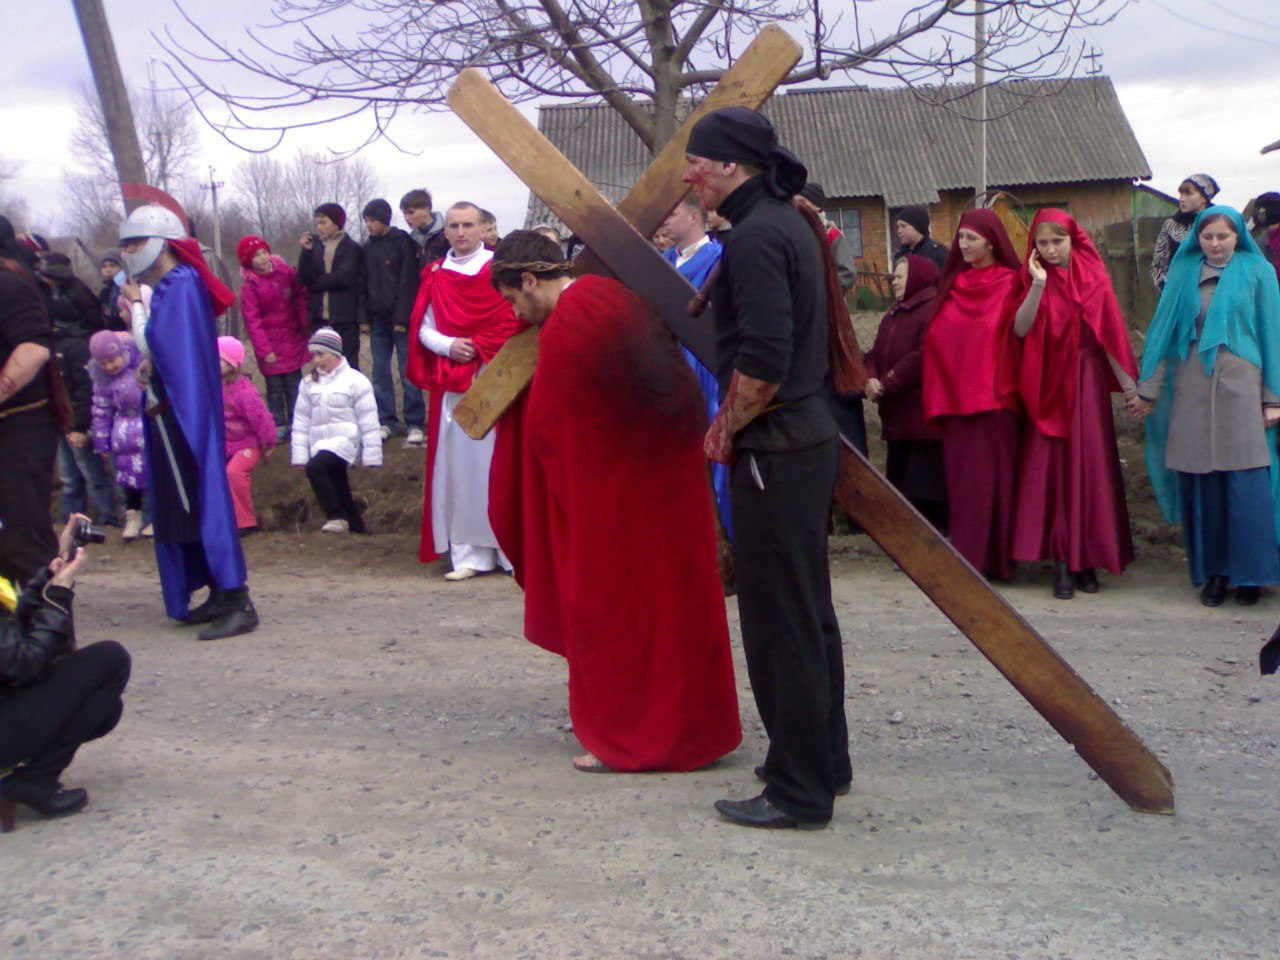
[447,28,1174,815]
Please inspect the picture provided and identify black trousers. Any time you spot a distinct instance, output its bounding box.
[732,437,850,823]
[0,414,59,583]
[0,641,131,793]
[332,324,361,372]
[305,451,365,532]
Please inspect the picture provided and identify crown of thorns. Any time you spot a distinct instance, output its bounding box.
[490,258,573,274]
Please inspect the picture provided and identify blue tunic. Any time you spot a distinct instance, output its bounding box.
[665,240,731,538]
[144,263,246,618]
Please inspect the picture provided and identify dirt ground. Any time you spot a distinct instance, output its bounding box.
[7,325,1275,959]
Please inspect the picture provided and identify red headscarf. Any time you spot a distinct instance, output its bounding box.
[922,210,1022,424]
[1016,209,1137,437]
[887,253,940,316]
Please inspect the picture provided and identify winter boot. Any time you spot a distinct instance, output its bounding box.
[198,587,259,641]
[122,509,143,541]
[184,589,226,626]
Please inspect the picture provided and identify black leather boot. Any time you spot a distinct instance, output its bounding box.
[1,779,88,831]
[1052,562,1074,600]
[197,587,259,641]
[184,589,226,626]
[1074,568,1100,593]
[1200,575,1228,607]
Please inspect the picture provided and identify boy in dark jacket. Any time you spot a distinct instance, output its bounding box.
[297,202,365,370]
[362,199,426,443]
[400,189,450,268]
[96,251,129,332]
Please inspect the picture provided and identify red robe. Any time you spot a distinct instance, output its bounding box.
[405,256,527,563]
[489,275,741,772]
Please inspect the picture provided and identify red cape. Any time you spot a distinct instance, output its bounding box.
[1016,209,1138,438]
[406,257,528,563]
[489,275,741,772]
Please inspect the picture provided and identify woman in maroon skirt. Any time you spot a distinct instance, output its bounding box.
[922,210,1023,580]
[1010,210,1137,599]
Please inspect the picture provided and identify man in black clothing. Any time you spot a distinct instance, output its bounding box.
[298,202,365,370]
[96,251,129,332]
[894,204,949,273]
[683,106,851,830]
[362,198,426,443]
[400,188,450,268]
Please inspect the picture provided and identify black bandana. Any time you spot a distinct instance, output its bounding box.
[687,107,807,201]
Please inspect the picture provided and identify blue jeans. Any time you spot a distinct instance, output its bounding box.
[265,370,303,433]
[370,322,425,431]
[58,436,118,524]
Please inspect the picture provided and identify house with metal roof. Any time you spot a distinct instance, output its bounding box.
[527,76,1151,304]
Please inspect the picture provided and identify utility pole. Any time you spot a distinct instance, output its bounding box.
[147,58,168,193]
[72,0,147,211]
[974,0,987,205]
[201,165,225,260]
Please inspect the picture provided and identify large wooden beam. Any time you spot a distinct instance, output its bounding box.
[450,25,802,440]
[448,68,1175,816]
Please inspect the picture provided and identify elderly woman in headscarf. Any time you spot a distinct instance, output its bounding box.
[1010,209,1138,600]
[1132,206,1280,607]
[1150,173,1219,291]
[865,253,946,532]
[922,209,1023,580]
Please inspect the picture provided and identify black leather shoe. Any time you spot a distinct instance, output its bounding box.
[1201,576,1229,607]
[1053,562,1074,600]
[198,588,259,641]
[1236,586,1261,606]
[714,794,827,830]
[1,780,89,818]
[184,590,225,626]
[1074,568,1100,594]
[753,764,851,796]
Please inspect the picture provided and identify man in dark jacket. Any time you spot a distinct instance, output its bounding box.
[298,202,365,370]
[39,255,118,526]
[894,205,949,273]
[362,199,426,443]
[400,188,450,268]
[96,251,129,332]
[0,517,131,830]
[683,107,850,831]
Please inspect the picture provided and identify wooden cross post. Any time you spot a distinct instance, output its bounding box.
[446,42,1175,816]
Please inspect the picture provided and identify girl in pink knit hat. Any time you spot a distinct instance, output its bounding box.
[218,336,277,534]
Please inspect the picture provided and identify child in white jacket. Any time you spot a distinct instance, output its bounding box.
[291,327,382,533]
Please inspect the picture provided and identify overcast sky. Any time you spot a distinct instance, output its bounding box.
[2,0,1278,238]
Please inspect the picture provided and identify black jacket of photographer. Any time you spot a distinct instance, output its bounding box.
[297,233,365,329]
[0,565,74,690]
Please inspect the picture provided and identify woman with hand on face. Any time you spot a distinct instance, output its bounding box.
[922,209,1023,580]
[1131,207,1280,607]
[1010,210,1138,600]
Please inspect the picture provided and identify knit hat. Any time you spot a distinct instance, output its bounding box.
[896,204,932,237]
[236,235,271,269]
[1253,192,1280,227]
[362,199,392,226]
[799,181,827,209]
[99,250,123,269]
[308,327,344,357]
[313,203,346,229]
[1182,174,1220,204]
[89,330,126,362]
[19,233,48,254]
[217,336,246,369]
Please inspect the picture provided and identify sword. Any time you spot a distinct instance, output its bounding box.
[146,380,192,515]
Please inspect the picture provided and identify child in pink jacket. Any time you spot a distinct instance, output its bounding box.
[237,235,310,442]
[219,337,278,534]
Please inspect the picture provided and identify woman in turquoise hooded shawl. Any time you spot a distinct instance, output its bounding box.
[1133,206,1280,606]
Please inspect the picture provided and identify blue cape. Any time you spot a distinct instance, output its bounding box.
[145,263,246,617]
[664,239,731,538]
[1139,206,1280,532]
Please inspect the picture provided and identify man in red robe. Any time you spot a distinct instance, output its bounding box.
[487,230,741,773]
[406,202,527,578]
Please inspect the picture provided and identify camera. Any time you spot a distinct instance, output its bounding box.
[72,518,106,549]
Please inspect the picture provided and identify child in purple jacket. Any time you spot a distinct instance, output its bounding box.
[218,337,277,534]
[89,330,150,540]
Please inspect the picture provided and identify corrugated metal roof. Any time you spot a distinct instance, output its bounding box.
[525,76,1151,225]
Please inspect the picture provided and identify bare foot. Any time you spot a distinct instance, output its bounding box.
[572,753,611,773]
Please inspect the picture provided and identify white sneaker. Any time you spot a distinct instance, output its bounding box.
[122,509,143,541]
[443,567,479,581]
[321,519,350,534]
[379,425,393,441]
[405,427,426,446]
[140,523,154,538]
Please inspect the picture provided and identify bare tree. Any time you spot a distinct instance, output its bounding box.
[161,0,1128,153]
[0,159,31,229]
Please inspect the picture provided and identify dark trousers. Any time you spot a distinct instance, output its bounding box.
[305,451,365,532]
[331,324,361,372]
[369,321,425,431]
[732,437,850,823]
[58,435,118,524]
[0,415,59,583]
[264,370,303,434]
[0,641,131,793]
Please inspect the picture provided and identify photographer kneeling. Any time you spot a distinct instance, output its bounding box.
[0,514,130,832]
